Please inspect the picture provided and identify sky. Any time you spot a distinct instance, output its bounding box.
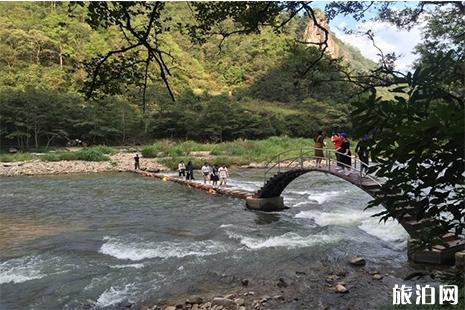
[313,1,424,72]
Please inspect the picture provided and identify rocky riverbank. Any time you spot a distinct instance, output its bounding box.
[137,257,430,310]
[0,153,168,177]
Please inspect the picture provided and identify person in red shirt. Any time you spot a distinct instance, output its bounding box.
[331,133,343,170]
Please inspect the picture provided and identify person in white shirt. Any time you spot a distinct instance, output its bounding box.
[218,165,229,186]
[201,163,211,184]
[178,161,186,179]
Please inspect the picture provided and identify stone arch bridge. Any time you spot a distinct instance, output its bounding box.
[245,148,464,265]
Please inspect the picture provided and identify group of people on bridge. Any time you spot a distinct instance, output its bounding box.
[314,131,370,176]
[178,161,230,187]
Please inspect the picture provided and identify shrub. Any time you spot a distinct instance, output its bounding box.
[141,145,160,158]
[75,149,109,161]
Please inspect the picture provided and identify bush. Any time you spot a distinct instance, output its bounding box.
[75,149,109,161]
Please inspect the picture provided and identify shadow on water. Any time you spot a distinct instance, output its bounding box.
[253,211,281,225]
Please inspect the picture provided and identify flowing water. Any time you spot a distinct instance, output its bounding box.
[0,170,408,309]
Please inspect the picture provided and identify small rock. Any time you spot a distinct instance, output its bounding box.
[244,291,254,296]
[241,279,249,287]
[175,304,183,309]
[335,270,346,277]
[191,305,199,310]
[239,307,246,310]
[273,295,284,301]
[234,298,245,306]
[295,271,306,276]
[326,275,338,283]
[212,297,236,310]
[8,148,18,153]
[164,307,176,310]
[3,163,12,167]
[373,274,383,280]
[224,294,235,300]
[277,277,288,288]
[349,256,366,266]
[186,296,203,304]
[335,283,348,294]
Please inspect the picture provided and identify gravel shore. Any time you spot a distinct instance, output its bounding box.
[0,153,168,177]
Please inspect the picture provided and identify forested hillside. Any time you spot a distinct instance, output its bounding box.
[0,2,373,149]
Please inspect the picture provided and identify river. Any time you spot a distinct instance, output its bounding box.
[0,170,409,309]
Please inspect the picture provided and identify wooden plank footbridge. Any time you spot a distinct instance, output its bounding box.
[136,148,464,265]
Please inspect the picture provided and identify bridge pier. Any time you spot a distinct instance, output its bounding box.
[246,196,285,211]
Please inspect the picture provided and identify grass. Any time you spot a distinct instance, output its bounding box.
[142,136,318,169]
[240,100,300,116]
[0,153,34,162]
[40,148,110,162]
[0,145,115,162]
[142,136,312,158]
[142,136,365,169]
[1,137,357,166]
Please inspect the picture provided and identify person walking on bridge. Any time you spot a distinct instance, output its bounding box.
[331,132,343,170]
[201,163,211,184]
[218,165,229,187]
[355,134,370,174]
[339,133,352,175]
[178,161,186,179]
[313,130,325,168]
[186,161,195,180]
[210,164,219,186]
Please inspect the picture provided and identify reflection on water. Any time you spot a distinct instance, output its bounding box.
[0,170,408,309]
[0,216,84,250]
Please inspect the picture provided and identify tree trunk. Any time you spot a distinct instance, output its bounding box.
[121,109,126,145]
[34,121,39,149]
[59,44,63,69]
[46,135,55,149]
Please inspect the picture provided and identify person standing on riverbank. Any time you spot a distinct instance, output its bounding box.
[186,161,194,180]
[313,130,325,168]
[201,163,211,184]
[134,154,140,170]
[218,165,229,187]
[355,134,370,174]
[178,161,186,179]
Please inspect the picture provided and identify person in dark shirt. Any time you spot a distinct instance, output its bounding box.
[339,133,352,175]
[186,161,195,180]
[210,164,219,186]
[134,154,140,170]
[355,134,370,174]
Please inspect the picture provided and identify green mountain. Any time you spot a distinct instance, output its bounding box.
[0,2,374,148]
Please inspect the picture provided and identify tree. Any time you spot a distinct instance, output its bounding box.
[351,5,464,251]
